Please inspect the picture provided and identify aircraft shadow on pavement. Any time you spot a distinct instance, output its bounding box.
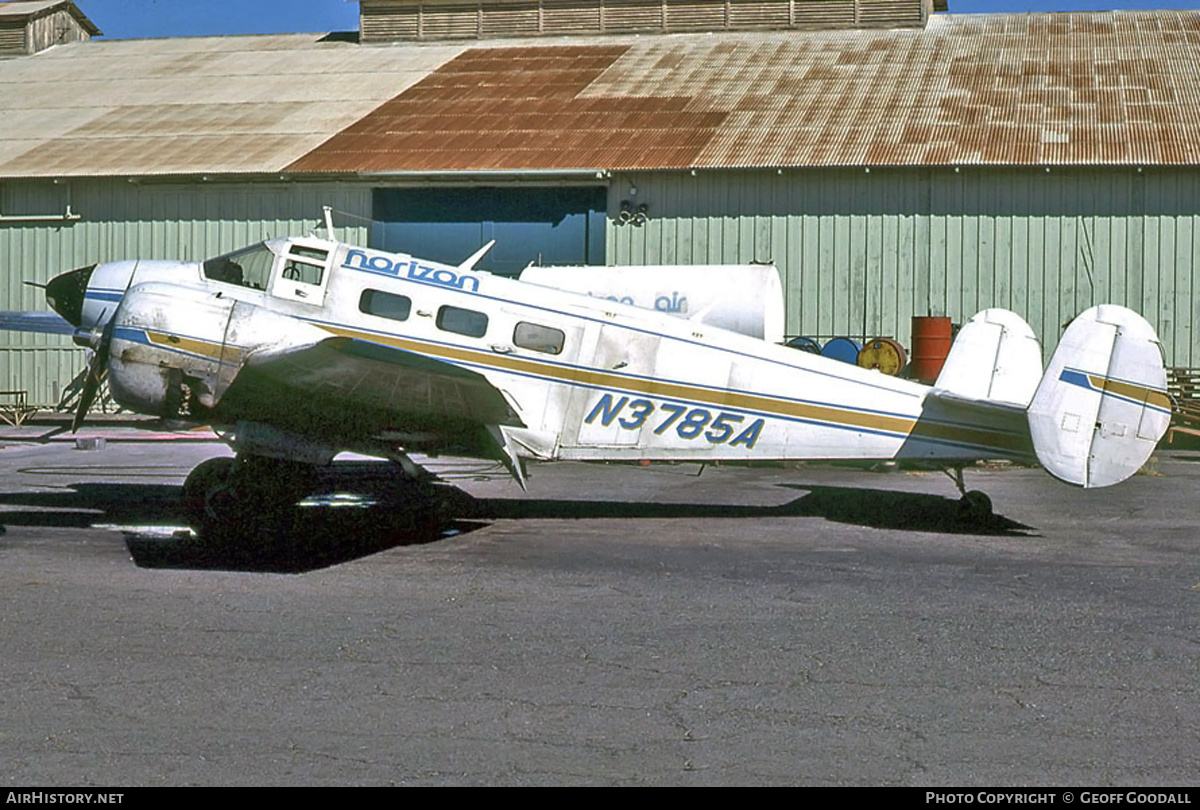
[774,484,1035,534]
[0,479,473,574]
[464,484,1035,536]
[0,474,1034,573]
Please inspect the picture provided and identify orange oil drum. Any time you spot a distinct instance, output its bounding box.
[910,316,953,383]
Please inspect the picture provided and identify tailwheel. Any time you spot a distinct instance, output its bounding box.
[945,466,994,524]
[957,490,994,523]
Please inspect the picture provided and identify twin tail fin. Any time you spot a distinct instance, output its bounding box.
[933,305,1170,488]
[1027,305,1170,488]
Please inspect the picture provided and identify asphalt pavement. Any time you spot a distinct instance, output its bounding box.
[0,418,1197,785]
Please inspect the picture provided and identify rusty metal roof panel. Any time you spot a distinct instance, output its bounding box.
[3,10,1200,176]
[0,32,469,177]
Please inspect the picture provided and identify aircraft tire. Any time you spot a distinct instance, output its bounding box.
[182,455,317,542]
[181,456,236,531]
[220,455,317,540]
[957,490,993,524]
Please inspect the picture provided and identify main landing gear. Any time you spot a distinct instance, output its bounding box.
[181,454,317,540]
[180,451,455,544]
[946,466,994,524]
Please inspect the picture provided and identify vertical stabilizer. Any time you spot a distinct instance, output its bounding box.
[933,308,1043,407]
[1027,305,1170,488]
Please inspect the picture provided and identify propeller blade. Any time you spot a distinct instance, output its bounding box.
[71,316,115,433]
[72,367,101,433]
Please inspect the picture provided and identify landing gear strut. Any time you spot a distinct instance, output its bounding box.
[181,454,317,539]
[382,451,460,529]
[946,466,993,523]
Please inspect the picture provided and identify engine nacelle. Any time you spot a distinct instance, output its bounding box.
[79,259,197,331]
[104,282,330,420]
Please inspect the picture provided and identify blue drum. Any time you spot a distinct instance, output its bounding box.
[785,336,822,354]
[820,337,862,365]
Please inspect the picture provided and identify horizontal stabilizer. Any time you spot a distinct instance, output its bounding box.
[933,308,1042,408]
[1027,305,1170,488]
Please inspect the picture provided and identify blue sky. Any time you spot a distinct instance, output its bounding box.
[57,0,1200,39]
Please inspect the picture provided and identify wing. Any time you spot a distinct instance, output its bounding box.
[212,336,524,457]
[0,311,74,335]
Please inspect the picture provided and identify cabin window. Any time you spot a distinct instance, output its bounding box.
[203,243,275,290]
[282,259,324,286]
[513,322,565,355]
[359,289,412,322]
[436,305,488,338]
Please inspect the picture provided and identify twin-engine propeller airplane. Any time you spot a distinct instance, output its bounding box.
[19,212,1172,535]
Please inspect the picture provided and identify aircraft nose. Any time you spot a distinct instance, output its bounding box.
[45,264,96,327]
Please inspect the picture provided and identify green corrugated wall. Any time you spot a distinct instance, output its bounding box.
[608,166,1200,368]
[0,180,372,406]
[4,168,1200,408]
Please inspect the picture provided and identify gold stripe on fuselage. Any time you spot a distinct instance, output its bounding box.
[134,319,1025,455]
[324,325,1026,453]
[323,325,915,434]
[144,330,245,365]
[908,417,1030,454]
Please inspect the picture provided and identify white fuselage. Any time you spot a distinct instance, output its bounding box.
[82,237,1033,466]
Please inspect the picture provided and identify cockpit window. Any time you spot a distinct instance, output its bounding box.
[279,244,328,287]
[289,245,328,262]
[203,243,275,290]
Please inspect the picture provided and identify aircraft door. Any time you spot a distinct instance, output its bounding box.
[565,323,662,448]
[488,309,583,458]
[270,241,332,306]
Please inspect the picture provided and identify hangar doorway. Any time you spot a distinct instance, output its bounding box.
[370,187,606,276]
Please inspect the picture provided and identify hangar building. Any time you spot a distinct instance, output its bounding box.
[1,0,1198,409]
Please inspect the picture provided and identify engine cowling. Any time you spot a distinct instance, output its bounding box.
[104,282,330,420]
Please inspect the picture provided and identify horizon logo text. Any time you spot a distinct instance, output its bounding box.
[343,250,480,293]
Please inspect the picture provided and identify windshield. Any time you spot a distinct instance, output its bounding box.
[202,243,276,290]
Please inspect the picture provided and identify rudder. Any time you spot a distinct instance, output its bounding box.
[1027,305,1171,488]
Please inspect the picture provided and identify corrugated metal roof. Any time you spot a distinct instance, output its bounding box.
[0,32,468,176]
[289,10,1200,171]
[287,44,730,172]
[2,10,1200,177]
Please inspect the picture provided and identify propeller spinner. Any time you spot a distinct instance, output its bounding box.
[45,264,95,328]
[44,264,107,431]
